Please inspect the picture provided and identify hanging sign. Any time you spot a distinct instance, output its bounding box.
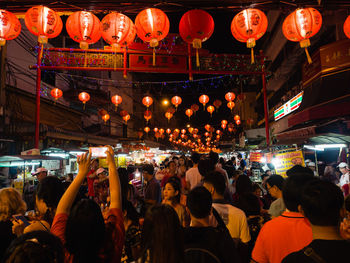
[129,54,187,70]
[274,150,305,177]
[274,91,303,121]
[250,152,262,162]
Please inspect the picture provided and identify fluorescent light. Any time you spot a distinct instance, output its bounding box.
[48,153,68,158]
[0,162,40,167]
[304,145,324,151]
[69,151,86,155]
[315,144,346,149]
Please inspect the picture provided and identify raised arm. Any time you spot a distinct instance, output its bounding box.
[106,146,122,210]
[56,152,91,215]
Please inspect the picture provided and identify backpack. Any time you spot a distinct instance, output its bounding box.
[184,247,222,263]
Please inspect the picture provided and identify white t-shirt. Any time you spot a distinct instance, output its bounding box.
[185,167,202,190]
[339,172,350,188]
[209,202,251,243]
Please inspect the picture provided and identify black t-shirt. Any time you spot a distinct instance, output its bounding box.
[282,239,350,263]
[0,220,17,260]
[184,226,241,263]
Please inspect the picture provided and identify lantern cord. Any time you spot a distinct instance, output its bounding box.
[305,48,312,64]
[84,51,87,67]
[196,49,200,67]
[251,48,255,64]
[83,102,86,110]
[114,51,117,71]
[153,48,156,66]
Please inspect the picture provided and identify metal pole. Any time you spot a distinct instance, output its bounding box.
[260,50,270,146]
[314,149,319,176]
[35,43,43,149]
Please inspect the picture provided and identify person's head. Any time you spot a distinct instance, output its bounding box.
[0,187,27,221]
[208,151,219,165]
[219,157,225,166]
[266,170,272,176]
[90,159,99,170]
[324,165,335,176]
[65,199,105,262]
[266,175,284,199]
[167,161,177,174]
[141,204,183,263]
[35,176,64,224]
[118,167,129,202]
[338,162,349,175]
[237,153,243,160]
[96,168,107,179]
[179,156,186,166]
[286,165,313,177]
[164,178,181,204]
[33,168,48,182]
[191,152,201,165]
[172,156,179,165]
[203,171,226,198]
[300,179,344,226]
[122,200,140,225]
[231,156,236,163]
[66,173,74,182]
[235,174,253,195]
[282,173,315,212]
[252,183,262,197]
[307,162,316,171]
[142,164,154,182]
[237,193,261,217]
[198,158,215,178]
[3,231,64,263]
[187,186,212,219]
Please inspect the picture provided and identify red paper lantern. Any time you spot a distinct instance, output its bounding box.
[213,99,222,110]
[102,114,110,123]
[205,132,210,137]
[179,9,214,67]
[101,12,136,49]
[142,96,153,108]
[191,104,199,113]
[159,128,165,135]
[181,129,186,134]
[0,10,21,46]
[120,110,128,117]
[185,109,193,119]
[78,92,90,109]
[123,114,130,124]
[137,131,144,138]
[166,128,171,134]
[165,112,173,122]
[154,127,159,133]
[207,105,215,116]
[144,110,152,122]
[234,115,240,121]
[282,8,322,64]
[193,128,199,134]
[221,123,227,130]
[344,15,350,39]
[51,88,63,101]
[199,94,209,109]
[111,95,122,110]
[225,92,236,102]
[135,8,169,65]
[227,101,235,111]
[205,124,211,132]
[25,6,62,44]
[66,11,101,49]
[236,119,241,125]
[174,128,180,134]
[221,120,228,126]
[231,9,268,63]
[188,127,194,134]
[171,96,182,109]
[144,126,150,133]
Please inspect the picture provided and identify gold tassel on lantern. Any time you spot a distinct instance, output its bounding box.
[300,39,312,64]
[247,38,256,64]
[150,39,159,66]
[193,39,202,67]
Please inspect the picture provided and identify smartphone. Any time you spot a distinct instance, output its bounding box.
[13,215,30,227]
[89,147,108,158]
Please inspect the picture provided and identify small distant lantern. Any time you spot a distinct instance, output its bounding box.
[165,112,173,122]
[213,99,222,111]
[78,92,90,109]
[144,126,150,133]
[225,92,236,102]
[234,115,240,121]
[51,88,63,102]
[171,96,182,110]
[199,94,209,109]
[123,114,130,124]
[144,110,152,123]
[142,96,153,108]
[111,95,122,110]
[207,105,215,117]
[185,109,193,119]
[102,114,110,123]
[227,101,235,112]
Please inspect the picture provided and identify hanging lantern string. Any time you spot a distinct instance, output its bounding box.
[304,48,312,64]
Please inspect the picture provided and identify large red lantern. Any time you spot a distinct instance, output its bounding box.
[102,114,110,123]
[166,128,171,134]
[78,92,90,109]
[344,15,350,39]
[225,92,236,102]
[165,112,173,122]
[101,12,136,49]
[142,96,153,108]
[66,11,101,50]
[199,94,209,109]
[25,6,62,44]
[234,115,241,121]
[135,8,170,65]
[123,114,130,124]
[50,88,63,102]
[185,109,193,119]
[191,104,199,114]
[144,126,150,133]
[205,124,211,132]
[227,101,235,112]
[144,110,152,123]
[221,120,228,126]
[207,105,215,117]
[282,8,322,64]
[0,10,21,46]
[231,9,268,63]
[213,99,222,111]
[179,9,214,67]
[159,128,165,135]
[111,95,122,110]
[171,96,182,110]
[154,127,159,133]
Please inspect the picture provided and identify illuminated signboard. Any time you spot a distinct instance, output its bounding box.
[274,91,304,121]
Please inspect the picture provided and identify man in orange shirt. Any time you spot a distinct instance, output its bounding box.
[251,173,315,263]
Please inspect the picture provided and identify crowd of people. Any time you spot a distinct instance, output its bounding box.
[0,147,350,263]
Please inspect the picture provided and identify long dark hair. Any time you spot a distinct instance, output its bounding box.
[35,176,64,225]
[65,199,106,263]
[140,204,184,263]
[166,177,181,205]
